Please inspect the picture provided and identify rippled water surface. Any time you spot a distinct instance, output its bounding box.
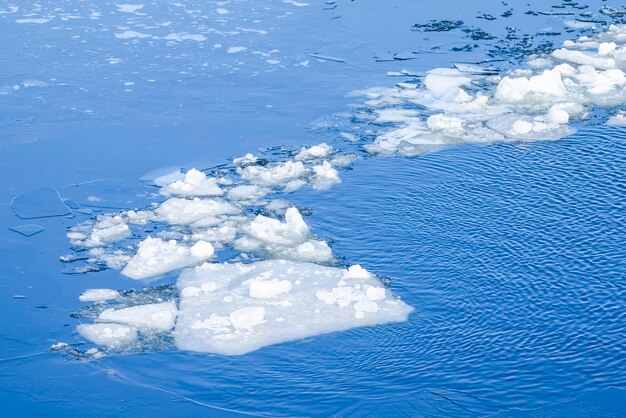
[1,0,626,416]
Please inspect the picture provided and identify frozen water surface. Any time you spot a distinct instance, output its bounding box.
[1,0,626,416]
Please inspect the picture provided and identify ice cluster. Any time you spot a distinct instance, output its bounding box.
[69,25,626,356]
[358,24,626,156]
[77,261,412,355]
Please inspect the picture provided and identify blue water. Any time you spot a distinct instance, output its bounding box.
[1,0,626,416]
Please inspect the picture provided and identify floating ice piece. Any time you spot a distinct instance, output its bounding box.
[155,197,239,225]
[77,323,138,348]
[11,187,71,219]
[121,237,215,279]
[140,167,184,187]
[227,185,269,202]
[294,143,333,161]
[16,18,50,24]
[116,4,144,14]
[115,30,152,39]
[608,111,626,125]
[240,161,306,186]
[59,178,153,210]
[552,49,616,70]
[174,260,412,355]
[227,46,247,54]
[233,153,258,166]
[164,33,207,42]
[487,114,574,140]
[98,301,178,332]
[9,224,44,237]
[79,289,121,302]
[311,161,341,190]
[68,214,130,247]
[495,69,567,103]
[160,169,223,197]
[248,207,309,246]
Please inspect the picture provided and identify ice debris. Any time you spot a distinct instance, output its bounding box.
[357,24,626,156]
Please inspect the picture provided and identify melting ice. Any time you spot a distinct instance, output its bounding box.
[68,24,626,356]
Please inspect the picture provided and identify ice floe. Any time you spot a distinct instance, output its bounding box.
[79,289,121,302]
[66,24,626,356]
[357,24,626,156]
[174,260,411,355]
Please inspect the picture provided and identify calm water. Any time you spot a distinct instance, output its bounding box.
[1,0,625,416]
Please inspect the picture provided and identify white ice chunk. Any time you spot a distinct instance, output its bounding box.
[98,301,178,332]
[68,215,130,247]
[233,153,258,166]
[121,237,214,279]
[155,198,239,225]
[77,323,138,348]
[174,260,412,355]
[240,161,306,186]
[311,161,341,190]
[294,143,333,161]
[227,185,269,202]
[79,289,121,302]
[608,111,626,125]
[248,207,309,245]
[160,169,223,197]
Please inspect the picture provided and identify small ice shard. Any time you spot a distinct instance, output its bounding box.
[294,143,333,161]
[608,111,626,126]
[11,187,71,219]
[155,197,239,225]
[77,323,138,348]
[59,178,153,210]
[227,184,270,202]
[308,53,346,63]
[98,301,178,332]
[248,207,309,246]
[68,214,130,247]
[9,224,44,237]
[311,161,341,190]
[233,153,258,166]
[160,169,223,197]
[116,4,144,14]
[79,289,121,302]
[115,30,152,39]
[121,237,215,279]
[227,46,247,54]
[174,260,412,355]
[240,161,306,186]
[139,167,184,187]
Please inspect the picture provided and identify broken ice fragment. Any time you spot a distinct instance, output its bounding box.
[79,289,120,302]
[9,224,45,237]
[11,187,71,219]
[98,301,178,332]
[121,237,215,279]
[77,323,138,348]
[171,260,412,355]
